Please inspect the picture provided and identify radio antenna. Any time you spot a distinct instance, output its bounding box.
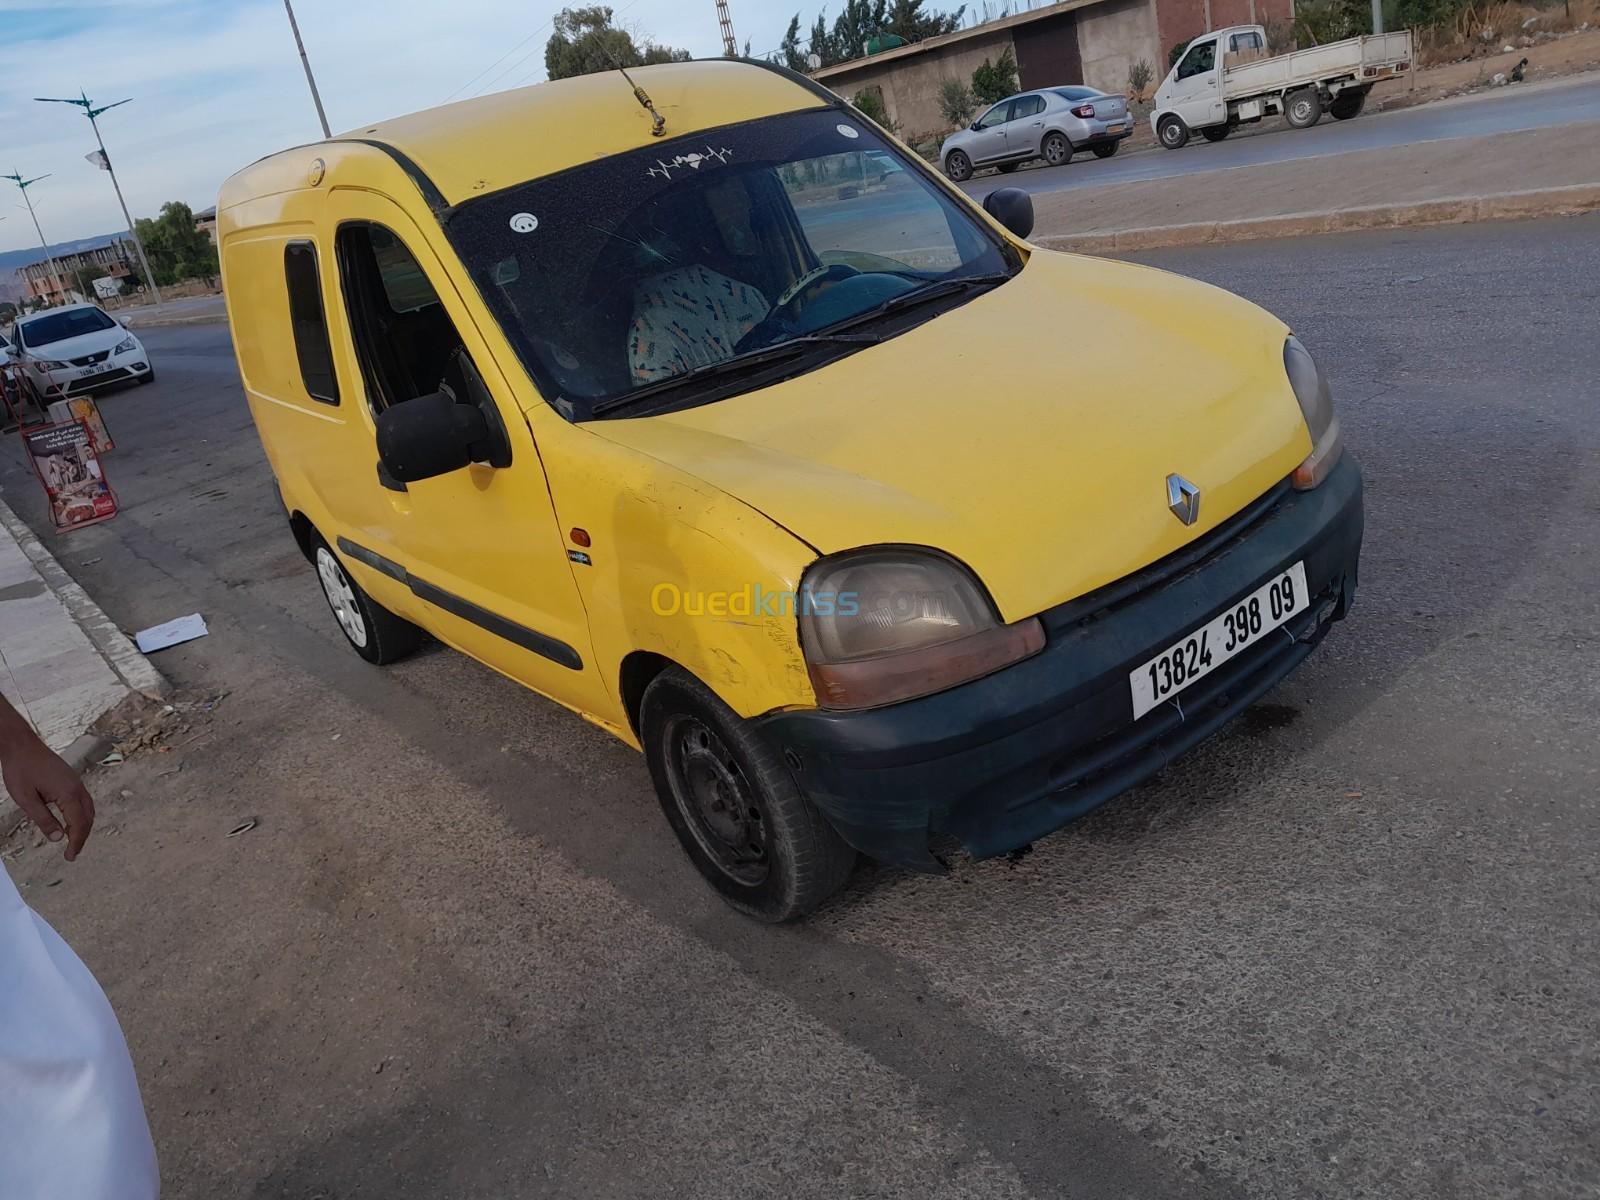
[608,56,666,137]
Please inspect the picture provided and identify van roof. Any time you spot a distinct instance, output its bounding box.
[220,59,827,214]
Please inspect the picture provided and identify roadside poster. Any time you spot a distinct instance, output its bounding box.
[47,396,115,451]
[23,419,119,531]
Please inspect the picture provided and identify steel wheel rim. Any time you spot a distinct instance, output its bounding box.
[315,547,368,648]
[663,715,769,886]
[1292,99,1313,122]
[1162,124,1180,146]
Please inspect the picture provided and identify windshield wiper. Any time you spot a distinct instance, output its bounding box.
[592,331,880,418]
[824,271,1014,334]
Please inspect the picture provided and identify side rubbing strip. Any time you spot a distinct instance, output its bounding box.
[335,537,583,671]
[337,537,407,582]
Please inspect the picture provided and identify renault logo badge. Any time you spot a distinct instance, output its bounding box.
[1167,474,1201,526]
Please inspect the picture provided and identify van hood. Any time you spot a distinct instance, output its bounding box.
[586,252,1313,622]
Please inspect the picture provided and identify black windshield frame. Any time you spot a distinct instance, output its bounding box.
[443,107,1020,422]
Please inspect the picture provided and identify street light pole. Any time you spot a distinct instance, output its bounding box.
[3,172,67,307]
[34,92,162,308]
[283,0,332,138]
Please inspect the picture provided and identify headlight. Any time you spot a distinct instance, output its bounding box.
[798,548,1044,710]
[39,359,68,370]
[114,336,137,354]
[1283,335,1342,490]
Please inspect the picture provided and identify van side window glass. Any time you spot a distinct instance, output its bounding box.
[1230,31,1263,52]
[283,242,339,405]
[1013,95,1044,119]
[335,222,470,416]
[1177,40,1216,79]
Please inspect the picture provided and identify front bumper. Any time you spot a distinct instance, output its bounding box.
[759,456,1364,870]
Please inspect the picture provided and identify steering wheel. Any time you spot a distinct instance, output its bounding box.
[738,264,860,352]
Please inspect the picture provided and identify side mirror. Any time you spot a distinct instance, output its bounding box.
[375,392,492,484]
[982,187,1034,239]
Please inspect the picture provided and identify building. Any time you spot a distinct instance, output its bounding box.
[19,240,139,306]
[194,206,218,244]
[813,0,1292,141]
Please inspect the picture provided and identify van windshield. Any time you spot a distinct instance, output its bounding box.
[445,108,1018,420]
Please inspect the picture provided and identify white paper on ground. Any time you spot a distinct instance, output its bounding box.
[133,612,208,653]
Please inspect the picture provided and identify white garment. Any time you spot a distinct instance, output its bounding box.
[0,865,158,1200]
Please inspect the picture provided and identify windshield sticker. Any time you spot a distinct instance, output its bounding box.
[508,212,539,234]
[645,145,733,180]
[836,123,860,139]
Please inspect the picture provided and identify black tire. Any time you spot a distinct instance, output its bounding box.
[996,161,1019,173]
[1157,115,1189,149]
[1329,87,1368,120]
[310,533,421,665]
[944,150,972,182]
[1200,124,1231,142]
[1285,87,1322,129]
[138,369,155,385]
[1041,132,1073,166]
[1091,141,1119,158]
[640,667,856,922]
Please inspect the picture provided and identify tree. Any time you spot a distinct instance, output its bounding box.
[781,0,964,71]
[852,87,898,131]
[544,6,690,81]
[132,201,219,287]
[970,47,1018,104]
[938,77,976,125]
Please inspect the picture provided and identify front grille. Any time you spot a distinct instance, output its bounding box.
[69,350,111,367]
[1041,480,1292,635]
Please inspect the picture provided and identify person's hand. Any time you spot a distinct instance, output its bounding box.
[1,733,95,861]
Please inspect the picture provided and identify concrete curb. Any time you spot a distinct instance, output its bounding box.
[1033,184,1600,254]
[120,311,228,330]
[0,498,167,701]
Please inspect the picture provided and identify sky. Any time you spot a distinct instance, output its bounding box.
[0,0,814,254]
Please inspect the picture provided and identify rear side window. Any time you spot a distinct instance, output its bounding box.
[1230,31,1264,52]
[284,242,339,405]
[1013,95,1044,119]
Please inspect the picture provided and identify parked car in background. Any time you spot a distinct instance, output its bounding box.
[942,86,1131,181]
[10,302,153,404]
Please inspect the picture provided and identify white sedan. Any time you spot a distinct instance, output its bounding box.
[11,302,153,406]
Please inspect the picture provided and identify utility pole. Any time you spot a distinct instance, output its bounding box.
[283,0,332,138]
[34,92,163,308]
[3,173,67,307]
[1371,0,1384,33]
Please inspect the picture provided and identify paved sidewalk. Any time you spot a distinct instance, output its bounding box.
[0,492,163,819]
[1030,121,1600,250]
[117,293,226,329]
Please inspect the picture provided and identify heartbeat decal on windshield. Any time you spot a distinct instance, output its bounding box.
[646,146,733,180]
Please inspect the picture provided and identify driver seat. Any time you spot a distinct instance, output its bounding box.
[626,265,769,385]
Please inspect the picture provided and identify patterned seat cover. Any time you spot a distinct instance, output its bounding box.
[627,265,770,384]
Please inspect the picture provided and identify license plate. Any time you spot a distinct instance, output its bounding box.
[1129,562,1308,720]
[1105,122,1125,133]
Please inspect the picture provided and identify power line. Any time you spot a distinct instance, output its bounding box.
[444,27,547,102]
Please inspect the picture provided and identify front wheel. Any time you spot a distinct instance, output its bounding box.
[1042,132,1073,166]
[640,668,856,922]
[311,535,421,665]
[1091,141,1119,158]
[996,161,1019,173]
[944,150,972,182]
[1200,124,1231,142]
[1285,87,1323,129]
[138,369,155,385]
[1158,115,1189,149]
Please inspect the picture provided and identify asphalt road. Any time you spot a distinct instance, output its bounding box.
[2,215,1597,1199]
[960,73,1600,199]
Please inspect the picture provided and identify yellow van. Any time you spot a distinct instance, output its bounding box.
[220,60,1361,920]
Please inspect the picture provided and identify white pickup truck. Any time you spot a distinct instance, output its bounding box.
[1152,24,1414,149]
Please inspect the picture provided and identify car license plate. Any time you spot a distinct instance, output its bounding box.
[1105,122,1125,133]
[1129,561,1308,720]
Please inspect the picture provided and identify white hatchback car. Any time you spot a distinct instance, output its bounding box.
[11,302,153,405]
